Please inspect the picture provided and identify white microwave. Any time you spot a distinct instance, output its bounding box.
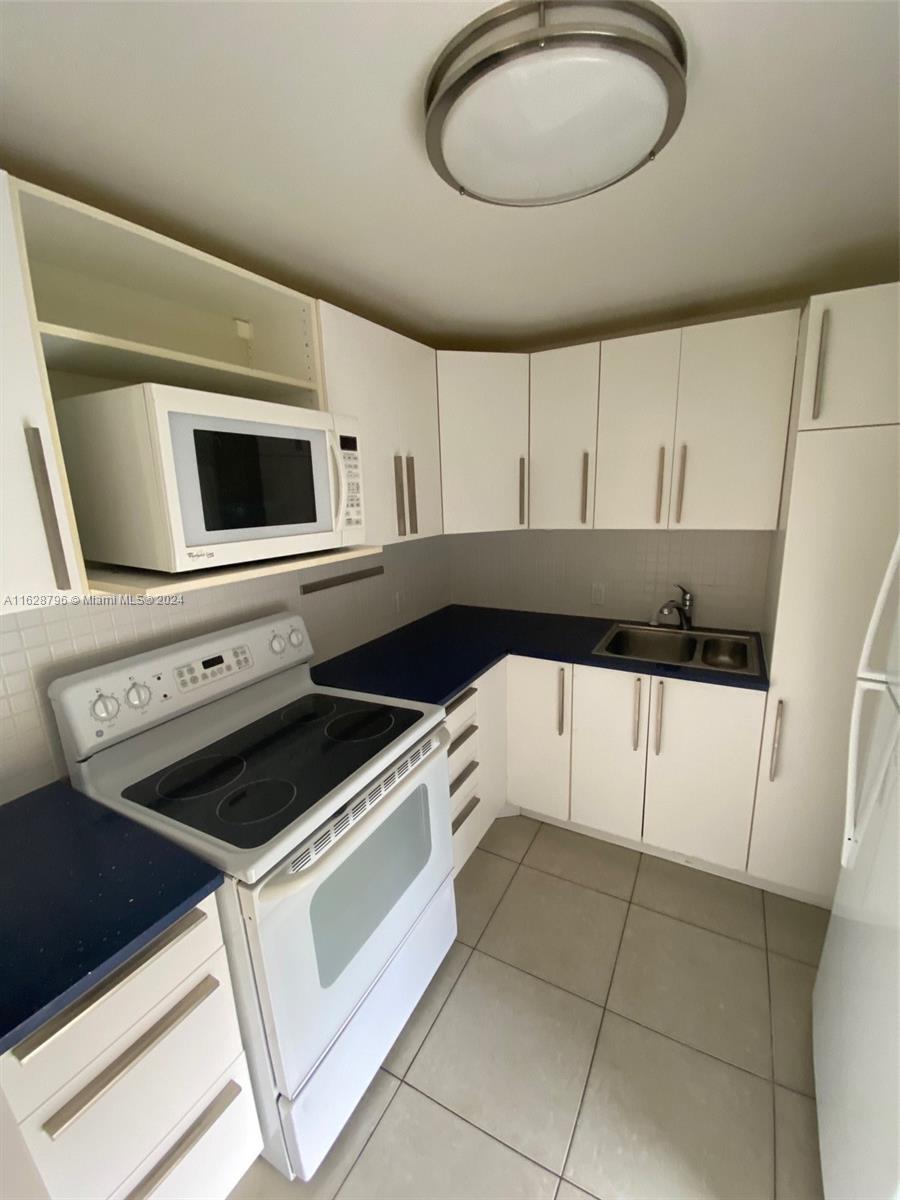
[56,383,365,572]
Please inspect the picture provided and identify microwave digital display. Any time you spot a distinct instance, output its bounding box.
[193,430,317,532]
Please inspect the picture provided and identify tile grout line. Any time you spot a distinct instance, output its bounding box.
[763,894,778,1200]
[326,1073,404,1200]
[396,942,474,1082]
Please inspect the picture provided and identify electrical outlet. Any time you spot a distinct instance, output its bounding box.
[591,583,606,606]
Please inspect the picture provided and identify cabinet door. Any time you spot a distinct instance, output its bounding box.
[507,656,572,820]
[475,657,508,822]
[437,351,529,534]
[0,172,84,607]
[400,345,443,539]
[529,343,599,529]
[671,310,799,530]
[571,666,650,841]
[798,283,899,430]
[748,426,899,901]
[594,329,680,529]
[644,677,766,870]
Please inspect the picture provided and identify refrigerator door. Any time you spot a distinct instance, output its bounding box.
[814,679,899,1200]
[859,533,900,687]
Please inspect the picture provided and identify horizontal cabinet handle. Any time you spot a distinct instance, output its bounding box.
[450,759,479,797]
[445,687,477,716]
[448,723,478,756]
[452,795,481,835]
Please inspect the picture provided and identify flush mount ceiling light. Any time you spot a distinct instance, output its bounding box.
[424,0,687,207]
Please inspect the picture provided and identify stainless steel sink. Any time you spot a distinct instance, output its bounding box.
[593,624,760,677]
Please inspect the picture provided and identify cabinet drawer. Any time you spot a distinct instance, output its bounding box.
[445,687,477,741]
[448,722,479,783]
[452,792,492,874]
[21,945,241,1200]
[2,895,223,1123]
[113,1055,261,1200]
[450,758,479,821]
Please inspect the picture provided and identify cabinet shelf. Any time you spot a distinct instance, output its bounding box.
[85,545,383,597]
[39,323,320,405]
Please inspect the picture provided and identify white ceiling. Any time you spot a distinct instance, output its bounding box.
[1,0,897,350]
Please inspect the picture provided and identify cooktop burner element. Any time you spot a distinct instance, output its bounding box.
[216,779,297,825]
[123,692,423,848]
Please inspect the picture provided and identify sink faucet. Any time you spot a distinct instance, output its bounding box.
[651,584,694,630]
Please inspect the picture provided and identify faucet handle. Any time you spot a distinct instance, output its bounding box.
[675,583,693,604]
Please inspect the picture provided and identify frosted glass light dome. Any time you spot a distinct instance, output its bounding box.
[424,0,687,207]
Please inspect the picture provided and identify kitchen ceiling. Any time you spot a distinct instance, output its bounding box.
[0,1,897,350]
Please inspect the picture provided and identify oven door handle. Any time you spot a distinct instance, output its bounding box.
[328,430,347,533]
[255,724,450,905]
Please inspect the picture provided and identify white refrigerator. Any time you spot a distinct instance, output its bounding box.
[814,534,900,1200]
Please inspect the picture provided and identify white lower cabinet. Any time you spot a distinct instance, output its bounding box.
[643,678,766,870]
[571,666,650,841]
[507,656,572,821]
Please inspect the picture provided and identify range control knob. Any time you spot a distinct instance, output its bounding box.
[91,693,120,722]
[269,634,287,655]
[288,628,304,648]
[125,682,152,709]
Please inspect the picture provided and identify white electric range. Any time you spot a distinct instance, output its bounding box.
[49,611,456,1182]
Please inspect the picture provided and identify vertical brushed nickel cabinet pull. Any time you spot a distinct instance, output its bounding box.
[405,456,418,535]
[655,446,665,524]
[24,426,71,591]
[580,451,589,524]
[655,681,664,755]
[393,455,406,537]
[557,668,565,736]
[769,699,784,781]
[518,457,526,525]
[632,677,642,751]
[675,444,687,524]
[811,309,830,421]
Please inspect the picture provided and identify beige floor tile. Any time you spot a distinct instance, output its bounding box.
[383,942,471,1077]
[227,1070,398,1200]
[775,1086,824,1200]
[453,849,516,946]
[607,905,772,1076]
[565,1013,774,1200]
[479,814,541,862]
[556,1182,598,1200]
[479,865,627,1003]
[634,854,765,946]
[523,823,640,899]
[407,950,602,1173]
[770,953,816,1096]
[765,893,830,966]
[337,1084,558,1200]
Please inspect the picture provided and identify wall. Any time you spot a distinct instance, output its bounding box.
[0,537,450,802]
[445,529,773,632]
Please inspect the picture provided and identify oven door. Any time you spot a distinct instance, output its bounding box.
[240,729,452,1100]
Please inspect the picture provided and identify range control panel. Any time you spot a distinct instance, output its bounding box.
[49,612,314,761]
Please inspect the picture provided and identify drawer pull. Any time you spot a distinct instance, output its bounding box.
[769,699,784,782]
[446,686,477,716]
[557,667,566,736]
[674,444,687,523]
[632,677,642,751]
[450,759,479,797]
[580,451,590,524]
[654,446,665,524]
[518,456,526,525]
[42,974,219,1140]
[14,906,208,1064]
[393,455,406,537]
[448,724,478,756]
[654,680,664,756]
[125,1078,242,1200]
[405,455,419,535]
[452,795,481,835]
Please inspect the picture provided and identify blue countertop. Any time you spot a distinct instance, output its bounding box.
[0,782,222,1055]
[313,605,768,705]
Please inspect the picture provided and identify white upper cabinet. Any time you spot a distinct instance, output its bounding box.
[320,304,441,545]
[593,329,681,529]
[797,283,899,430]
[506,655,572,821]
[643,677,766,870]
[437,351,529,534]
[0,173,84,608]
[670,310,799,530]
[529,343,599,529]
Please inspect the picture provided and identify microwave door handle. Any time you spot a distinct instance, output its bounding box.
[256,724,451,905]
[328,430,347,532]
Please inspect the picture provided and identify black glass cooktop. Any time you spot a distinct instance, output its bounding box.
[122,692,423,849]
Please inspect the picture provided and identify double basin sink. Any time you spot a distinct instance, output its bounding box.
[592,623,761,677]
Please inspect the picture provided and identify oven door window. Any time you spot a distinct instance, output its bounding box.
[310,785,432,989]
[169,412,333,545]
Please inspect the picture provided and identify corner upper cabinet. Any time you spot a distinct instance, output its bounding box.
[319,304,442,545]
[437,351,529,534]
[670,310,799,530]
[797,283,899,430]
[0,172,85,608]
[593,329,681,529]
[529,343,599,529]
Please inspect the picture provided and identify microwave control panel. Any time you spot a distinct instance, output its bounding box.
[340,434,363,529]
